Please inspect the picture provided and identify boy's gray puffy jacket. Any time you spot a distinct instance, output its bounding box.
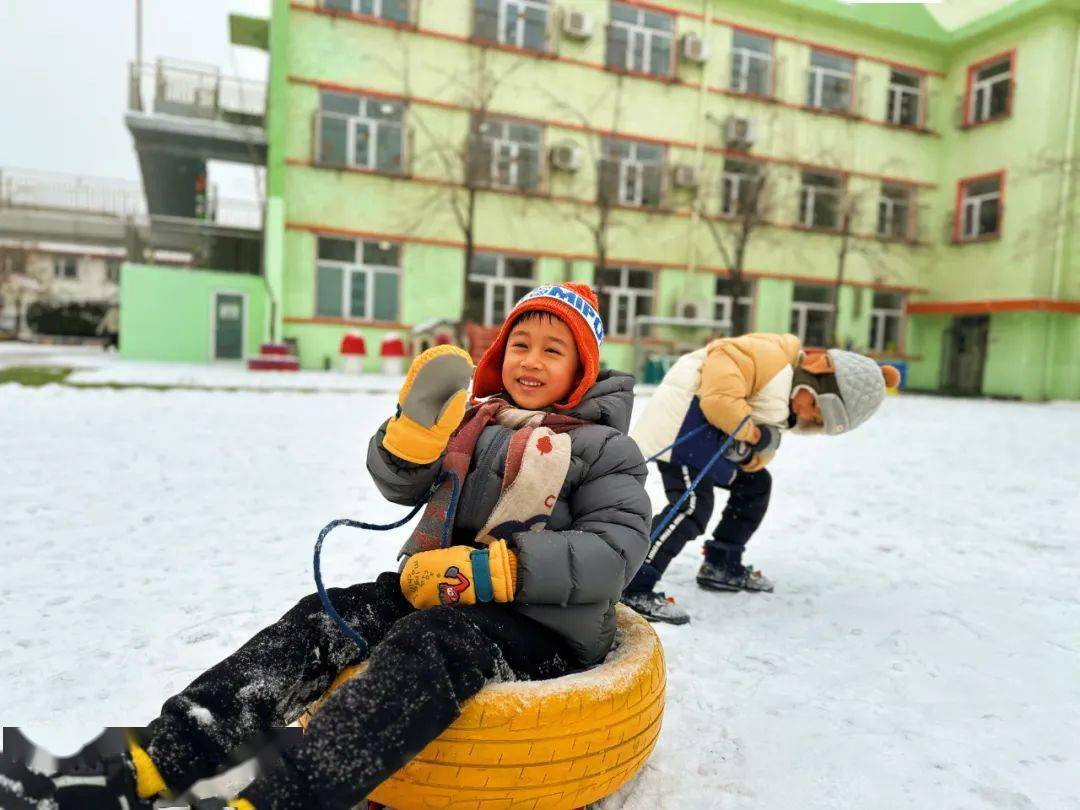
[367,370,651,666]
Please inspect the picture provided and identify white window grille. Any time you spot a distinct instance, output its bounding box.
[606,2,674,77]
[53,257,78,279]
[869,291,904,353]
[969,57,1012,124]
[597,266,654,338]
[730,30,773,96]
[789,284,834,347]
[798,171,843,229]
[317,92,405,173]
[720,159,762,217]
[473,0,549,50]
[323,0,408,23]
[601,138,664,207]
[315,237,401,321]
[887,69,922,127]
[714,277,754,333]
[806,50,854,112]
[878,184,914,239]
[474,118,542,190]
[465,253,535,326]
[958,175,1002,240]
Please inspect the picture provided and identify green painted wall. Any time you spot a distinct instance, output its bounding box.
[120,265,268,363]
[905,314,948,391]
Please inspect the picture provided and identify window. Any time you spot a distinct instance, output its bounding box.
[470,117,542,191]
[53,257,78,279]
[606,2,674,78]
[317,92,405,174]
[597,266,654,338]
[799,171,843,229]
[714,277,754,334]
[878,184,914,240]
[807,50,854,112]
[323,0,408,23]
[956,174,1003,241]
[105,259,122,284]
[599,138,664,208]
[473,0,549,51]
[886,69,922,127]
[465,253,535,325]
[790,284,833,347]
[315,236,401,321]
[967,55,1013,125]
[869,291,904,353]
[730,30,773,96]
[720,159,763,217]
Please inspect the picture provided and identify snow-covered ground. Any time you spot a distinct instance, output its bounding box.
[2,376,1078,808]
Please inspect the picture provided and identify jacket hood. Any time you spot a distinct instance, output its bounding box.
[561,370,636,432]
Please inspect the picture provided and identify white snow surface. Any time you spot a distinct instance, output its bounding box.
[2,380,1079,809]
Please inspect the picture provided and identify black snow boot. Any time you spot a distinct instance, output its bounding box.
[696,560,775,592]
[621,590,691,625]
[0,729,153,810]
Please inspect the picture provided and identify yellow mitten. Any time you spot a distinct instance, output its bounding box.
[383,345,474,464]
[400,540,517,609]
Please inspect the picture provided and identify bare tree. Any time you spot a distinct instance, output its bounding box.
[0,245,36,337]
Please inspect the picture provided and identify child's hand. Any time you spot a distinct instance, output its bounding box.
[741,425,781,473]
[399,540,517,609]
[383,346,474,464]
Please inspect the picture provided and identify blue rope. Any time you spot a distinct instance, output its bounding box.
[648,415,751,543]
[313,471,460,656]
[641,423,710,464]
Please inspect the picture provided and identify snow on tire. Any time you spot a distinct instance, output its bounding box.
[304,604,666,809]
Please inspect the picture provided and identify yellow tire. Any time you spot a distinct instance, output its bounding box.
[304,605,665,810]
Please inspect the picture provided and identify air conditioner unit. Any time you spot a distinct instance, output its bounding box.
[674,299,709,321]
[550,142,583,172]
[725,115,757,149]
[672,164,700,188]
[561,9,594,40]
[681,33,710,64]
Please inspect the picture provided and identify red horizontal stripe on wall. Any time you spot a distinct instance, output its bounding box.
[907,299,1080,315]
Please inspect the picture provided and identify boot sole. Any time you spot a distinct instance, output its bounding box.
[696,578,774,593]
[622,605,691,625]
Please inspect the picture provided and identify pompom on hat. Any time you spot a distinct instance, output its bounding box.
[472,282,604,410]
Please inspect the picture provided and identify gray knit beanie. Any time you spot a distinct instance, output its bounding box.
[813,349,889,435]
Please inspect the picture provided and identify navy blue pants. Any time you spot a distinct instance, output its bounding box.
[626,460,772,594]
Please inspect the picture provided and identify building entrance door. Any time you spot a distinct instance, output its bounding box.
[213,292,245,360]
[942,315,989,395]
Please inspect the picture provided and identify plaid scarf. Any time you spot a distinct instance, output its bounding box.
[409,399,584,553]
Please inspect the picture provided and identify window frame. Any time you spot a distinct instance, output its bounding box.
[806,49,856,113]
[877,183,916,241]
[473,0,550,51]
[789,284,835,348]
[964,51,1015,128]
[886,68,924,128]
[314,236,402,322]
[729,28,775,97]
[954,171,1006,243]
[601,137,666,208]
[475,116,544,192]
[315,91,407,175]
[54,257,78,280]
[596,266,655,339]
[605,2,675,79]
[868,291,905,354]
[713,277,755,333]
[322,0,410,24]
[798,170,845,231]
[720,158,764,218]
[466,252,536,326]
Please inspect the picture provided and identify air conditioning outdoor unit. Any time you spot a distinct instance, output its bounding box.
[561,9,594,40]
[550,142,583,172]
[674,299,709,321]
[725,115,757,150]
[681,33,710,64]
[672,164,700,188]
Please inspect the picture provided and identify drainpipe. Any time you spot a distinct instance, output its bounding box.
[684,0,712,294]
[1041,22,1080,400]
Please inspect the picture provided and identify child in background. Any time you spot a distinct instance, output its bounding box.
[623,333,900,625]
[2,283,651,810]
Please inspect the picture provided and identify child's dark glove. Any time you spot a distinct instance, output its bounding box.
[399,540,517,609]
[383,346,474,464]
[742,425,781,473]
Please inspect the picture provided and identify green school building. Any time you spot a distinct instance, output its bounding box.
[121,0,1080,399]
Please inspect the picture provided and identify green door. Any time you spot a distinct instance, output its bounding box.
[213,293,245,360]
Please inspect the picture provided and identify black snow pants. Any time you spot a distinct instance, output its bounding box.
[145,572,574,810]
[625,460,772,594]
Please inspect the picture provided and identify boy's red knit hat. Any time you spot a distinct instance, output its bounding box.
[472,282,605,411]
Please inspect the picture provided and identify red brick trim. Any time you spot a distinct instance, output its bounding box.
[907,299,1080,315]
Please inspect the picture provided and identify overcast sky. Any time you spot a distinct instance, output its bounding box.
[0,0,269,196]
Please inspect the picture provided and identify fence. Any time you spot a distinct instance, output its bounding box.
[128,59,266,126]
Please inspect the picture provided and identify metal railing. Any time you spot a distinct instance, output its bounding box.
[128,59,266,126]
[0,167,146,218]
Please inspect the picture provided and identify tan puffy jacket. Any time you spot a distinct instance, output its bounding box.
[698,333,802,444]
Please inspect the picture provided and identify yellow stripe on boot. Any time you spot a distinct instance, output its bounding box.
[127,739,166,800]
[229,800,256,810]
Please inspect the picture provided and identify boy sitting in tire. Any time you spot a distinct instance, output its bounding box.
[1,283,651,810]
[622,333,900,625]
